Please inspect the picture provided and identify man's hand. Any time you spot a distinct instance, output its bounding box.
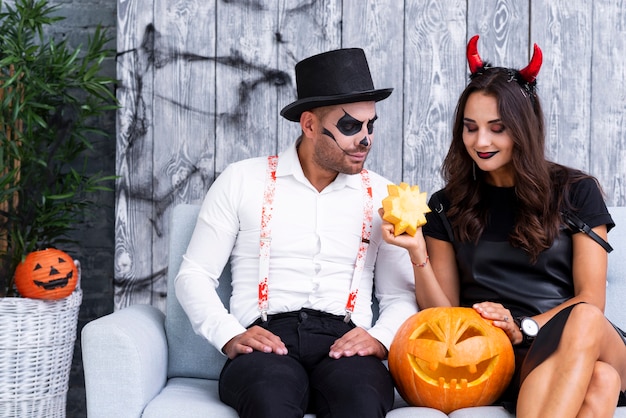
[328,327,387,360]
[222,325,288,359]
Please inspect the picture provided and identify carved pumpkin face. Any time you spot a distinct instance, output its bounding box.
[389,307,515,413]
[14,248,78,300]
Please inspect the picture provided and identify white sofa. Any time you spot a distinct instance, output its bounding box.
[82,204,626,417]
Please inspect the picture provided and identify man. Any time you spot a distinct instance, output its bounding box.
[175,48,417,418]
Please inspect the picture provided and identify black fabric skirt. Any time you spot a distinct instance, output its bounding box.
[499,303,626,412]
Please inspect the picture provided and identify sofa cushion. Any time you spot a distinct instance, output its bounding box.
[447,406,514,417]
[165,204,231,380]
[143,377,422,418]
[142,378,238,418]
[606,207,626,331]
[386,406,449,417]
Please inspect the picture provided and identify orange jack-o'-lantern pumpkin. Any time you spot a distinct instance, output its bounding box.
[14,248,78,300]
[389,307,515,413]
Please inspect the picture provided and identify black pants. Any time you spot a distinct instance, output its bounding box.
[218,309,394,418]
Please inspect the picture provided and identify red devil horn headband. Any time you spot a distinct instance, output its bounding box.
[466,35,543,84]
[466,35,483,74]
[519,43,543,83]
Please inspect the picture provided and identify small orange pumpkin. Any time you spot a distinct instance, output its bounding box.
[389,307,515,413]
[14,248,78,300]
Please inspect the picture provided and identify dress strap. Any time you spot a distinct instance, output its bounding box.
[562,211,613,253]
[430,192,454,242]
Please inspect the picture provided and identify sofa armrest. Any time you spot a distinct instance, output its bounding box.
[82,304,168,418]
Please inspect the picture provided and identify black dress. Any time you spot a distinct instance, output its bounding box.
[422,178,625,409]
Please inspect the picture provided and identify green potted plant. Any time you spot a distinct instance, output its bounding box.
[0,0,116,296]
[0,0,116,414]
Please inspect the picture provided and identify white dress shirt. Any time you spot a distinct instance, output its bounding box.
[175,141,417,354]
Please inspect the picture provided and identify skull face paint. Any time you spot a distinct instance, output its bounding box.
[323,110,376,147]
[322,109,378,154]
[336,111,376,136]
[312,102,377,175]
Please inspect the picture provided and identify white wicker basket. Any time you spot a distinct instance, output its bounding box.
[0,266,82,418]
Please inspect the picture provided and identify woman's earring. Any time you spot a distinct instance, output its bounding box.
[473,162,476,181]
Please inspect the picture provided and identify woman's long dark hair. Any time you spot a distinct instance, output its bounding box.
[442,67,595,262]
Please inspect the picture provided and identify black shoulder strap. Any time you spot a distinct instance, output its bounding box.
[430,192,454,243]
[562,211,613,253]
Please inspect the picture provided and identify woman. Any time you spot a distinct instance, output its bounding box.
[382,35,626,417]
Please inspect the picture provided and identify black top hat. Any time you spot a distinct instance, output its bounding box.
[280,48,393,122]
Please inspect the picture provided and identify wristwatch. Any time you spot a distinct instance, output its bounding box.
[515,316,539,346]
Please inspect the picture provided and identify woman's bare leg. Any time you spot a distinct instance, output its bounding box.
[516,304,626,418]
[577,361,621,418]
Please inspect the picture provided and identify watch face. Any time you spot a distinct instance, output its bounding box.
[521,317,539,337]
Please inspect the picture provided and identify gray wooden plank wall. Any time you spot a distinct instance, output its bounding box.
[115,0,626,310]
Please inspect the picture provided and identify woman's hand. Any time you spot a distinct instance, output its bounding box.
[379,207,432,271]
[473,302,523,345]
[379,208,426,250]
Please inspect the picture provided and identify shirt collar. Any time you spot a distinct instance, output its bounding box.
[277,140,363,191]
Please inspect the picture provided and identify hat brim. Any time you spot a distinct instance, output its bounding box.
[280,88,393,122]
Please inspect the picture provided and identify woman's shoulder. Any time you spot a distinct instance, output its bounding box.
[423,189,454,241]
[560,168,603,205]
[550,164,602,200]
[556,166,614,230]
[429,188,450,209]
